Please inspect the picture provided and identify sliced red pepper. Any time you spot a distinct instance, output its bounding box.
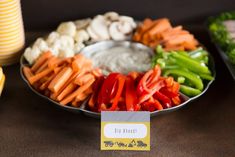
[141,99,163,112]
[171,82,180,93]
[128,71,139,80]
[125,76,137,111]
[153,99,163,110]
[138,79,165,104]
[153,91,172,109]
[98,73,119,105]
[137,69,153,95]
[134,104,141,111]
[172,96,181,106]
[101,74,126,111]
[137,65,161,96]
[148,65,161,85]
[159,87,178,98]
[164,76,174,88]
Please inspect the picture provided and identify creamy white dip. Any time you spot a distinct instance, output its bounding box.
[89,46,152,74]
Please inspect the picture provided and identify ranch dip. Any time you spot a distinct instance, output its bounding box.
[89,46,152,75]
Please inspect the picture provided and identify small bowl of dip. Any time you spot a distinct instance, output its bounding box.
[80,40,154,75]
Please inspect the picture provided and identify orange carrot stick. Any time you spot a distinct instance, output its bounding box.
[84,86,93,95]
[75,92,88,102]
[91,68,102,78]
[71,100,82,107]
[72,57,85,72]
[48,67,73,93]
[31,51,52,72]
[23,66,34,81]
[88,94,95,109]
[52,66,88,98]
[39,67,63,91]
[166,34,194,45]
[34,57,54,74]
[28,68,53,85]
[60,78,95,105]
[57,82,77,101]
[147,18,172,36]
[74,73,94,86]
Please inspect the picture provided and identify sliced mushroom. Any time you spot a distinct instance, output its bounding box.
[117,21,133,34]
[104,11,119,21]
[109,22,127,40]
[86,26,100,41]
[74,18,91,30]
[90,15,110,40]
[119,16,137,28]
[74,29,90,43]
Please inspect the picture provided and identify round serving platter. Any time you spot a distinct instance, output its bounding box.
[20,40,216,118]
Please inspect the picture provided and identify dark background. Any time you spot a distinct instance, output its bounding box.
[21,0,234,30]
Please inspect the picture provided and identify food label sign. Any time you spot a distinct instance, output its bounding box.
[101,111,150,151]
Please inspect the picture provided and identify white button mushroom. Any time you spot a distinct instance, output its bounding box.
[86,26,100,41]
[109,22,127,40]
[104,11,119,21]
[57,22,76,37]
[117,21,133,34]
[119,16,137,28]
[90,15,110,40]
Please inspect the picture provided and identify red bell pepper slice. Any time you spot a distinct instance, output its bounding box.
[141,99,163,112]
[100,74,126,111]
[98,73,119,105]
[137,65,161,96]
[153,91,172,109]
[159,87,178,98]
[125,76,137,111]
[137,69,153,95]
[138,79,165,104]
[172,96,181,105]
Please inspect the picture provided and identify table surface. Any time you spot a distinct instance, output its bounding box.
[0,28,235,157]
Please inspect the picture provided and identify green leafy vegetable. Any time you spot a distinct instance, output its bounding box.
[208,11,235,64]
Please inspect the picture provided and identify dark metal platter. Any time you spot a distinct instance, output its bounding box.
[20,40,215,118]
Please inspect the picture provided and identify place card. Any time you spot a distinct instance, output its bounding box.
[101,111,150,151]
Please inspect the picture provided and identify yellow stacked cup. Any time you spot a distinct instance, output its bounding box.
[0,0,25,66]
